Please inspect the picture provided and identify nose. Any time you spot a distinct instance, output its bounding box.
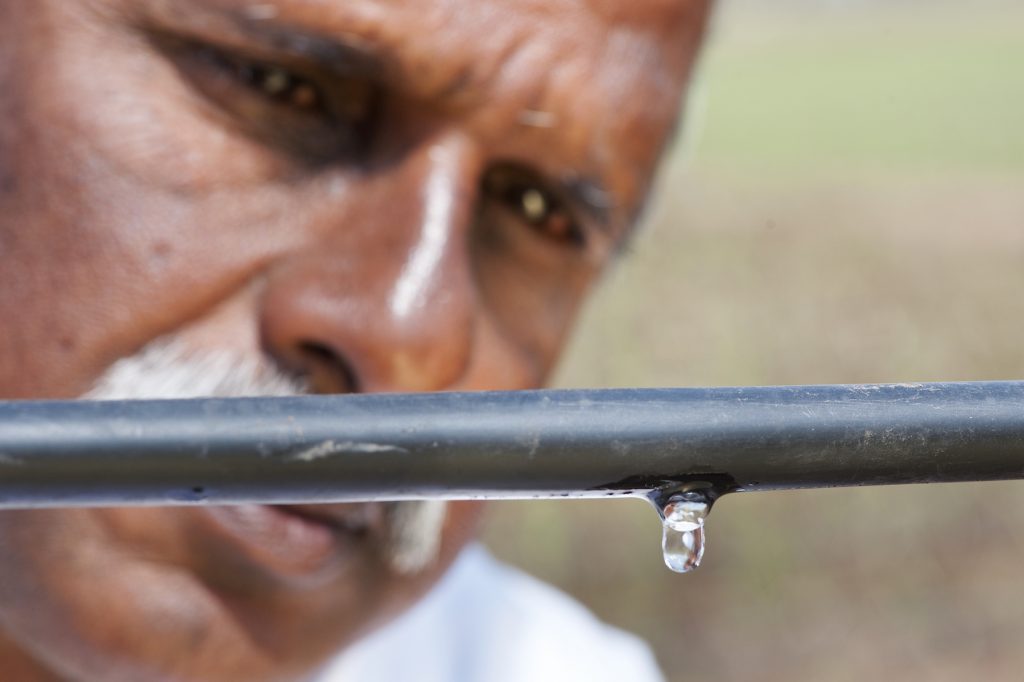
[259,137,479,394]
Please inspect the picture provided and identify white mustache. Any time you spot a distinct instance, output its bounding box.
[84,337,447,575]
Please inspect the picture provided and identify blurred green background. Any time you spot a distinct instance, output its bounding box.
[483,1,1024,680]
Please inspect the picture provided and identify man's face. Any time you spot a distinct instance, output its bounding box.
[0,0,709,679]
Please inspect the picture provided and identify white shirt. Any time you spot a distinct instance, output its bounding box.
[314,544,665,682]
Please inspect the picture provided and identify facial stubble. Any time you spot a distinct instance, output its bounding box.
[84,336,448,575]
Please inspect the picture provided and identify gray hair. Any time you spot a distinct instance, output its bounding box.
[85,337,447,575]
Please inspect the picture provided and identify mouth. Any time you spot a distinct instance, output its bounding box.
[200,503,380,585]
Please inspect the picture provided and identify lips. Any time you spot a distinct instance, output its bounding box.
[200,503,380,584]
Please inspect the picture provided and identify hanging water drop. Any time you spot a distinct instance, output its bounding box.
[658,491,709,573]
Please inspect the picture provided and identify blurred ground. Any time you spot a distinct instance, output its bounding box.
[483,1,1024,680]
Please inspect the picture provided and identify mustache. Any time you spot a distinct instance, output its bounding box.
[85,338,308,400]
[83,337,447,575]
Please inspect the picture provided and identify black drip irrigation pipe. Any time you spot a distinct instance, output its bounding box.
[0,381,1022,508]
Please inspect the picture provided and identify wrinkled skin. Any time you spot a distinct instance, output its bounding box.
[0,0,710,680]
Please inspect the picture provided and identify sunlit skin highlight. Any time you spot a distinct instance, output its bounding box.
[0,0,711,679]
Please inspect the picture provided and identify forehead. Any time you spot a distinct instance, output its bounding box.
[165,0,705,182]
[213,0,702,36]
[183,0,702,96]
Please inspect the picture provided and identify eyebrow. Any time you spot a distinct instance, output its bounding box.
[169,0,497,108]
[148,1,395,82]
[234,11,391,75]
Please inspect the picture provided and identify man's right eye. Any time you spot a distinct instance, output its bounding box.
[225,59,326,115]
[159,38,378,163]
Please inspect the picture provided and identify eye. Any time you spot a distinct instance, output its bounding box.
[515,186,583,246]
[196,47,336,119]
[483,166,586,249]
[205,48,377,126]
[234,62,324,113]
[156,35,378,162]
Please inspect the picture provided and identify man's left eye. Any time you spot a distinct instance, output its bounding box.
[515,186,585,247]
[483,167,586,249]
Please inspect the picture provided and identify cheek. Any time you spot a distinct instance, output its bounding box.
[41,5,293,190]
[0,510,279,681]
[471,212,598,374]
[0,160,306,397]
[0,8,360,397]
[389,501,485,611]
[443,501,486,553]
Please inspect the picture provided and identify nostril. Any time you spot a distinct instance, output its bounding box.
[298,341,335,363]
[296,341,360,394]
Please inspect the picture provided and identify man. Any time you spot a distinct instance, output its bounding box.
[0,0,711,679]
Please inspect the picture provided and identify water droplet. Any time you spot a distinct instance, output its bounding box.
[658,492,709,573]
